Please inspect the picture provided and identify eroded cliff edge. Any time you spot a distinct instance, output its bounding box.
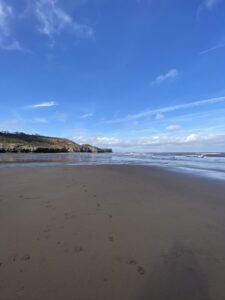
[0,132,112,153]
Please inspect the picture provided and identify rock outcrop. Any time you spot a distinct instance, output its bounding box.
[0,132,112,153]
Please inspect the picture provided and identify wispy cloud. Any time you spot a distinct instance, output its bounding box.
[0,0,22,51]
[166,124,181,132]
[155,112,164,120]
[135,133,225,146]
[151,68,179,85]
[33,117,48,123]
[52,112,68,122]
[106,96,225,124]
[204,0,222,10]
[197,0,223,20]
[199,42,225,55]
[0,117,25,132]
[0,0,12,35]
[81,112,94,119]
[27,101,57,109]
[95,137,120,145]
[34,0,94,44]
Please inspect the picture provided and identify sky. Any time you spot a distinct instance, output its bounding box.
[0,0,225,152]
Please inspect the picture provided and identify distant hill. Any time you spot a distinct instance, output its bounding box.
[0,132,112,153]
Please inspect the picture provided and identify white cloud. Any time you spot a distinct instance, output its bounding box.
[184,133,199,143]
[151,68,179,85]
[136,133,225,146]
[166,124,181,132]
[155,112,164,120]
[27,101,57,109]
[81,112,94,119]
[0,0,22,51]
[106,96,225,124]
[73,133,225,151]
[34,0,94,42]
[95,137,121,145]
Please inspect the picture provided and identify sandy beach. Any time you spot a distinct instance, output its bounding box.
[0,165,225,300]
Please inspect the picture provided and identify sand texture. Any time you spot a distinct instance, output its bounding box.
[0,165,225,300]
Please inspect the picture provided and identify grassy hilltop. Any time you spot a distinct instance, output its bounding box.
[0,132,112,153]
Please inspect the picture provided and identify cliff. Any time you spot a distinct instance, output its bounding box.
[0,132,112,153]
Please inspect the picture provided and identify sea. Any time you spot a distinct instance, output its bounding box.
[0,152,225,181]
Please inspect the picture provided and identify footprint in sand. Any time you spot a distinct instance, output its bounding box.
[108,235,114,242]
[12,254,31,262]
[21,254,31,261]
[126,258,137,265]
[64,212,76,220]
[137,265,145,275]
[45,201,52,208]
[12,254,17,262]
[43,227,51,233]
[74,246,83,253]
[64,212,70,219]
[17,286,25,292]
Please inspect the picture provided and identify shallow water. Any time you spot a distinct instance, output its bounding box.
[0,152,225,180]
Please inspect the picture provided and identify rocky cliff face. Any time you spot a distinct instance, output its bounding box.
[0,132,112,153]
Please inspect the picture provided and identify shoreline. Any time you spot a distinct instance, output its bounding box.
[1,151,225,181]
[1,165,225,299]
[0,162,225,182]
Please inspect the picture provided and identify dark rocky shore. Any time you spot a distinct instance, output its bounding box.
[0,132,112,153]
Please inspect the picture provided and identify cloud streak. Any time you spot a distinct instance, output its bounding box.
[81,112,94,119]
[199,42,225,55]
[106,96,225,124]
[27,101,57,109]
[151,68,179,85]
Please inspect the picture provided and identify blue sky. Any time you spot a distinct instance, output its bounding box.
[0,0,225,151]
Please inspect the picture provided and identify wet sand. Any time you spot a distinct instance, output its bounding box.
[0,165,225,300]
